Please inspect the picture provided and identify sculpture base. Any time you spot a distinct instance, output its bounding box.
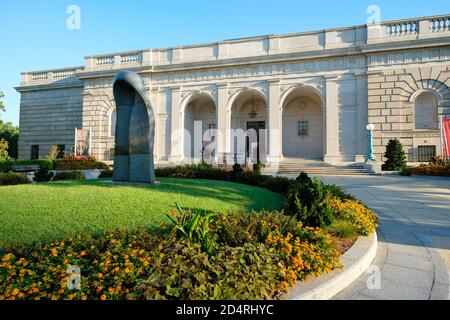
[364,160,382,174]
[101,180,160,187]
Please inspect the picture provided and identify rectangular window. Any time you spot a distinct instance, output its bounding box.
[417,146,436,163]
[57,145,65,159]
[31,145,39,160]
[298,121,308,136]
[109,148,115,161]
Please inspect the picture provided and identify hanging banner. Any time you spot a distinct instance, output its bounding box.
[443,119,450,158]
[75,128,91,157]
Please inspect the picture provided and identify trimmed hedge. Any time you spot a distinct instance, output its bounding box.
[155,165,292,194]
[0,160,53,173]
[53,171,86,181]
[0,172,30,186]
[410,164,450,177]
[53,160,109,171]
[98,169,113,179]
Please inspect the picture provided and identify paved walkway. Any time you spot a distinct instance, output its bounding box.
[282,174,450,300]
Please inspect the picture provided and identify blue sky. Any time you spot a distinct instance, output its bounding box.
[0,0,449,125]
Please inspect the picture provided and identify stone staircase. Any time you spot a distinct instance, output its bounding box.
[275,158,372,176]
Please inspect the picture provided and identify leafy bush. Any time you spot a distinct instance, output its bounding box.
[53,160,109,171]
[33,168,54,183]
[133,241,281,300]
[53,171,86,181]
[410,163,450,177]
[213,211,300,247]
[0,172,29,186]
[253,162,265,174]
[98,169,113,179]
[382,139,407,171]
[283,174,334,228]
[155,165,294,195]
[0,160,53,173]
[329,197,378,236]
[165,204,218,255]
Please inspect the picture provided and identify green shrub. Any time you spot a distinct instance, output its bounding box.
[53,160,109,171]
[329,219,358,239]
[329,197,378,236]
[98,169,113,179]
[33,168,54,183]
[53,171,86,181]
[156,165,296,195]
[213,211,300,247]
[133,240,281,300]
[283,173,334,228]
[0,172,29,186]
[410,164,450,177]
[382,139,407,171]
[165,204,218,255]
[253,161,265,174]
[0,160,54,173]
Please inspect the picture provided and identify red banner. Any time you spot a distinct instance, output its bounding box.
[443,119,450,158]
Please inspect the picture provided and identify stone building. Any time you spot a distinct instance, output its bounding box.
[16,14,450,169]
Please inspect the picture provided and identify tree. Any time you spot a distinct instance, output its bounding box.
[382,139,407,171]
[0,139,11,161]
[0,91,5,112]
[0,91,19,159]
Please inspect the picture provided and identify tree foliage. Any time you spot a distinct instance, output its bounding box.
[382,139,407,171]
[0,91,19,159]
[0,91,5,112]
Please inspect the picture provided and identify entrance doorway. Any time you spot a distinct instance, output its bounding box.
[246,121,266,163]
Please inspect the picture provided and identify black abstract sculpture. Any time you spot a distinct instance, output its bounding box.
[112,71,156,184]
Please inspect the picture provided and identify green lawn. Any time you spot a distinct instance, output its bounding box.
[0,178,283,245]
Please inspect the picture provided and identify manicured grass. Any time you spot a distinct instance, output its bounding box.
[0,178,283,245]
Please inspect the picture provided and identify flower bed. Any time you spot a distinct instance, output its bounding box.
[0,166,378,300]
[0,210,340,301]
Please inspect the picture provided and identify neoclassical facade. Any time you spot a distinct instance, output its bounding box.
[16,14,450,167]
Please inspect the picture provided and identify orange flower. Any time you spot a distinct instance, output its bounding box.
[100,294,107,301]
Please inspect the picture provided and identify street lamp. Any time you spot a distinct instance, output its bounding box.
[366,124,376,162]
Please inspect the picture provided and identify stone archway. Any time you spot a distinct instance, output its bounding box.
[281,86,324,159]
[182,92,217,163]
[229,89,268,164]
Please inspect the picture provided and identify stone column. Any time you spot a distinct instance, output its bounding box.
[355,73,369,163]
[216,83,229,165]
[266,79,283,164]
[150,87,160,161]
[324,76,340,164]
[169,86,182,163]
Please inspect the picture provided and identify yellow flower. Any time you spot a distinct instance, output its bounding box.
[12,288,19,296]
[100,294,107,301]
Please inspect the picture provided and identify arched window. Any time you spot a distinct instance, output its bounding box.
[109,108,117,137]
[414,92,438,130]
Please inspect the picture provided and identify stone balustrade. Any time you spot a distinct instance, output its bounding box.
[20,14,450,86]
[21,67,84,85]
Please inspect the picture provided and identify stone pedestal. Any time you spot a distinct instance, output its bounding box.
[364,160,382,174]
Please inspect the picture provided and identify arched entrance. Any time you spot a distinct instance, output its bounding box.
[413,90,439,130]
[182,93,217,163]
[229,90,268,164]
[281,86,324,159]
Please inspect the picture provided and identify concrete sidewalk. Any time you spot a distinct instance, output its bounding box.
[282,174,450,300]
